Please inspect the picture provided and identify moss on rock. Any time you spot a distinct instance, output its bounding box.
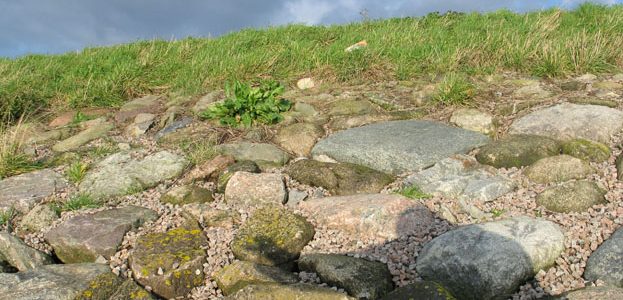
[561,139,611,162]
[476,134,561,168]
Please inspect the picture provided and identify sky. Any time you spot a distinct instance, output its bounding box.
[0,0,621,58]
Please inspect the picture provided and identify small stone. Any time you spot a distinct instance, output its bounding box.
[125,113,155,136]
[193,90,225,114]
[450,108,495,134]
[183,154,235,184]
[297,77,316,90]
[224,172,287,208]
[216,142,290,167]
[217,160,260,193]
[274,123,325,157]
[160,185,213,205]
[524,155,595,184]
[18,204,59,233]
[576,73,597,83]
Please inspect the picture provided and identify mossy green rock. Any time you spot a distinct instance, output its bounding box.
[214,261,298,295]
[225,283,354,300]
[381,281,456,300]
[129,221,207,299]
[476,134,561,168]
[329,100,375,116]
[285,159,394,196]
[298,254,394,299]
[536,181,606,213]
[524,155,595,184]
[217,160,260,193]
[231,206,314,267]
[561,139,611,162]
[76,272,154,300]
[161,185,213,205]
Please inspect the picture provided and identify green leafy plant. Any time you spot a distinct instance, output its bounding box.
[433,73,475,105]
[201,80,291,127]
[491,208,505,217]
[398,185,432,199]
[65,161,89,183]
[59,194,101,211]
[71,111,95,125]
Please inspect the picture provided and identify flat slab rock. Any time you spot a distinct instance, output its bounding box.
[0,263,112,300]
[0,232,53,271]
[406,155,515,203]
[224,172,287,207]
[299,194,436,242]
[79,151,188,198]
[311,120,490,175]
[216,142,290,166]
[416,216,565,300]
[584,227,623,287]
[46,206,158,263]
[0,169,67,213]
[509,103,623,144]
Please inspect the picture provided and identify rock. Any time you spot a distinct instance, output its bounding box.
[287,190,308,207]
[328,113,397,131]
[224,172,287,207]
[52,122,114,152]
[214,261,299,295]
[560,80,587,91]
[285,159,394,196]
[329,100,375,116]
[79,151,188,198]
[450,108,494,134]
[183,204,241,229]
[225,283,354,300]
[125,113,155,136]
[593,81,623,90]
[183,154,235,184]
[0,169,68,213]
[0,263,113,299]
[312,120,489,175]
[193,91,224,114]
[416,216,565,300]
[115,95,164,123]
[614,74,623,82]
[508,103,623,144]
[231,205,314,267]
[18,204,59,233]
[297,78,316,90]
[216,142,290,167]
[154,116,193,140]
[576,74,597,83]
[561,139,611,162]
[0,232,53,271]
[406,155,515,202]
[560,286,623,299]
[46,206,157,263]
[524,155,594,184]
[584,227,623,286]
[274,123,324,157]
[380,281,456,300]
[618,153,623,181]
[476,134,561,168]
[48,108,110,128]
[569,97,617,108]
[108,278,155,300]
[299,194,435,242]
[160,185,213,205]
[513,83,551,98]
[129,222,207,299]
[298,254,393,299]
[217,160,261,193]
[536,181,606,213]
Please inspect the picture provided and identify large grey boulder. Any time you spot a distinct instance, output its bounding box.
[584,227,623,287]
[299,194,435,242]
[406,155,515,202]
[79,151,188,198]
[0,169,67,213]
[509,103,623,144]
[0,263,112,300]
[416,216,565,300]
[46,206,158,263]
[0,232,53,271]
[298,254,394,299]
[311,120,489,174]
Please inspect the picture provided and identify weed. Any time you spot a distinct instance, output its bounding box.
[0,207,17,227]
[201,80,291,127]
[433,73,475,105]
[0,119,43,179]
[71,111,95,125]
[59,194,101,211]
[65,161,89,183]
[398,185,432,199]
[125,184,144,196]
[491,208,505,217]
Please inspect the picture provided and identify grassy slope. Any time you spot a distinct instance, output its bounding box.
[0,3,622,120]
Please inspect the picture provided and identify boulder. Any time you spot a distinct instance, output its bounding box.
[524,155,594,184]
[224,172,287,207]
[329,100,375,116]
[299,194,435,242]
[125,113,155,136]
[312,120,489,174]
[450,108,494,135]
[114,95,164,123]
[231,205,314,267]
[508,103,623,144]
[217,160,260,193]
[46,206,158,263]
[298,254,394,299]
[380,281,456,300]
[416,216,565,300]
[561,139,611,162]
[0,232,53,271]
[560,286,623,300]
[18,204,59,233]
[182,154,235,184]
[52,122,114,152]
[0,169,67,213]
[476,134,561,168]
[160,185,213,205]
[216,142,290,167]
[584,227,623,287]
[214,261,298,295]
[274,123,324,157]
[285,159,394,196]
[183,204,241,229]
[536,181,606,213]
[225,283,354,300]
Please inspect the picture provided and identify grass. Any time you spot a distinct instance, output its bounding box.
[1,4,623,121]
[178,134,220,166]
[0,119,43,179]
[398,185,432,200]
[433,73,475,105]
[65,161,89,183]
[53,194,101,212]
[0,208,17,227]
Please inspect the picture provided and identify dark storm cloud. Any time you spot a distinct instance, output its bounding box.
[0,0,619,57]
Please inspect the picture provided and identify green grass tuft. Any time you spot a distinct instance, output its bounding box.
[398,185,432,199]
[65,161,89,183]
[433,73,475,105]
[56,194,101,212]
[0,207,17,227]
